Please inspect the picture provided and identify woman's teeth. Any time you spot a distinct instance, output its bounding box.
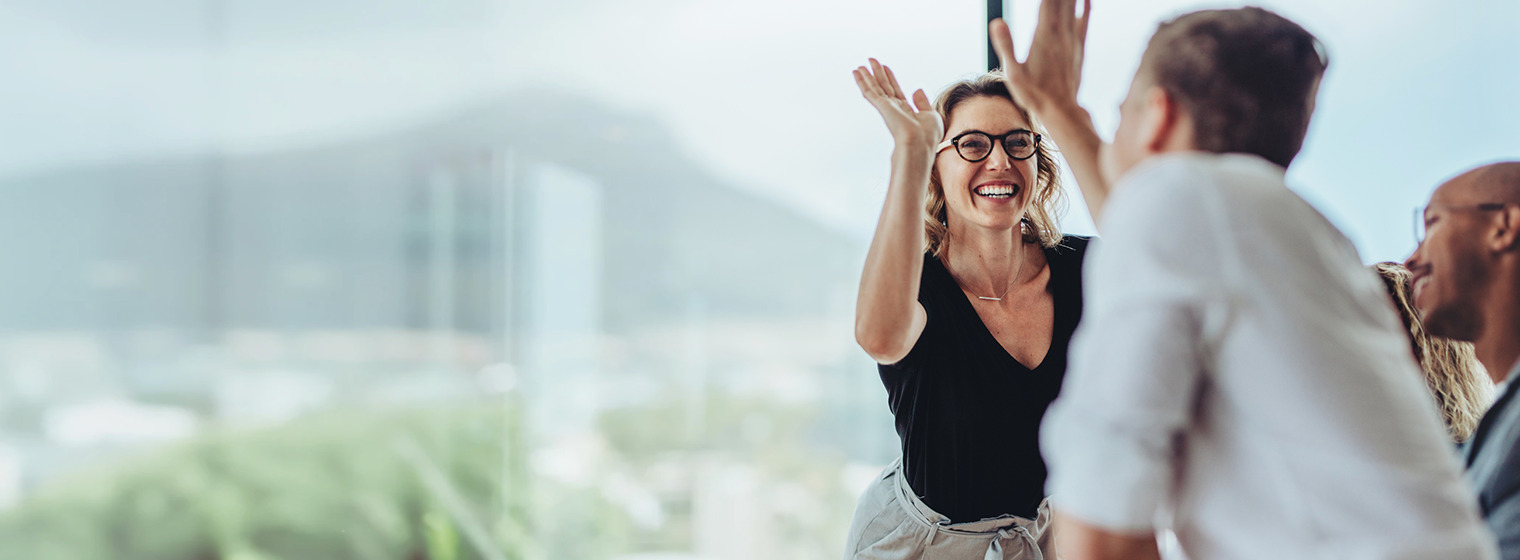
[974,185,1018,198]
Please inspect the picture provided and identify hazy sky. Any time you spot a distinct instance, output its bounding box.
[2,0,1517,263]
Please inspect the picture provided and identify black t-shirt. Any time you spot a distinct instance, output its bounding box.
[878,235,1090,523]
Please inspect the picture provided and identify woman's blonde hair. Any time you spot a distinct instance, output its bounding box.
[1374,262,1493,442]
[925,71,1066,257]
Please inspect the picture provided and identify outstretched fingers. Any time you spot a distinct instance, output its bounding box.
[854,66,884,99]
[1037,0,1076,32]
[882,64,907,101]
[912,89,943,143]
[854,61,940,147]
[912,89,933,113]
[1076,0,1091,45]
[1073,0,1090,86]
[990,18,1018,71]
[868,59,901,103]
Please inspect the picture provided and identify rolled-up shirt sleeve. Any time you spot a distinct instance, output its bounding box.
[1040,167,1231,532]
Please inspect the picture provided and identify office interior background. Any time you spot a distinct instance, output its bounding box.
[0,0,1515,558]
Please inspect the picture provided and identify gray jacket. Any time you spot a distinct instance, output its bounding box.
[1466,368,1520,560]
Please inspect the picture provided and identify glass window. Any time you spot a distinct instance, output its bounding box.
[0,1,1513,559]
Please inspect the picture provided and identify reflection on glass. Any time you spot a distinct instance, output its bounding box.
[0,2,900,558]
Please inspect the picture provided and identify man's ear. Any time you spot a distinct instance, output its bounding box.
[1140,86,1183,154]
[1490,205,1520,251]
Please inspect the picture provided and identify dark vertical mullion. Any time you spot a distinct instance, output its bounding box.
[987,0,1002,72]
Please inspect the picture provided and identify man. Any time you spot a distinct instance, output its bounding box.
[989,2,1498,559]
[1407,162,1520,559]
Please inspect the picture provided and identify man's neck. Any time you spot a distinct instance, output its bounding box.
[1475,283,1520,384]
[1476,342,1520,386]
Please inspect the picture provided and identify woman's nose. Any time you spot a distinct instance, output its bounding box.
[983,141,1013,170]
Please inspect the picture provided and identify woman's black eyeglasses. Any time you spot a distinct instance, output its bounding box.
[935,129,1040,162]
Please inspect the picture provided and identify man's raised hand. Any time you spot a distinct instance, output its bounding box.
[990,0,1091,115]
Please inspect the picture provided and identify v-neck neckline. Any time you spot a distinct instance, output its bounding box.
[937,248,1061,372]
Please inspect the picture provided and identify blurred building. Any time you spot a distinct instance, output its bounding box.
[0,86,879,473]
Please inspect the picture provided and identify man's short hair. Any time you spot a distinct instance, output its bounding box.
[1141,7,1328,168]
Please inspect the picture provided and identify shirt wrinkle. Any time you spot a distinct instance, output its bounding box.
[1042,153,1498,560]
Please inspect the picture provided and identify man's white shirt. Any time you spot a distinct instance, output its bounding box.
[1042,152,1497,560]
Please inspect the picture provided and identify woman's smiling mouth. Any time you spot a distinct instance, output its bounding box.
[974,182,1020,199]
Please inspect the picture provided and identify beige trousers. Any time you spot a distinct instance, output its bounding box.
[842,459,1053,560]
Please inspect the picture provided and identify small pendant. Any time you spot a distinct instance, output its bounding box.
[978,296,1001,301]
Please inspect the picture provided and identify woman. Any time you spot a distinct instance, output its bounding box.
[1373,262,1492,442]
[844,60,1089,559]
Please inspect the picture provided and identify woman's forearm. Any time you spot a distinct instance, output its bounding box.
[1053,512,1161,560]
[855,144,933,363]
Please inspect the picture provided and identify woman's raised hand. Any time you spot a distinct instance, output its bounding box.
[853,59,943,156]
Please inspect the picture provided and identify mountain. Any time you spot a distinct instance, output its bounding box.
[0,87,863,334]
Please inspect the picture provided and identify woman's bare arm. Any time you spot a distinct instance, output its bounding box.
[852,60,939,364]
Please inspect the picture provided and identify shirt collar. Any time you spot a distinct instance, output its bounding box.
[1498,359,1520,401]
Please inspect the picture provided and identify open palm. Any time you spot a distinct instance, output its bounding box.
[990,0,1090,114]
[853,59,943,156]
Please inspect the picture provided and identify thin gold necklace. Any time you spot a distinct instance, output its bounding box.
[955,240,1028,302]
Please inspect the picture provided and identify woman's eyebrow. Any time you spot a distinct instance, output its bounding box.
[950,128,1033,137]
